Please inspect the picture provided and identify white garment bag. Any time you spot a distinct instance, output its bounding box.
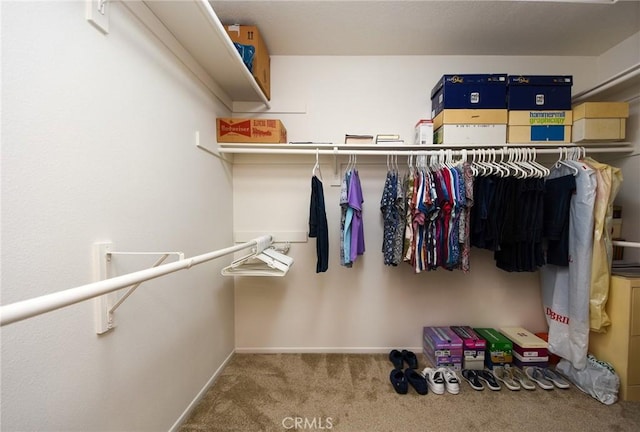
[541,160,596,370]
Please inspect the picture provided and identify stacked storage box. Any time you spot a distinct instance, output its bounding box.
[423,326,463,371]
[473,328,513,369]
[500,327,549,368]
[430,74,508,145]
[572,102,629,142]
[450,326,486,370]
[507,75,573,143]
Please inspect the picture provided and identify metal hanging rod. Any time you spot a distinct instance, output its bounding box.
[0,235,273,328]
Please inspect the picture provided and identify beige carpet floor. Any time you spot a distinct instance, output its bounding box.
[179,353,640,432]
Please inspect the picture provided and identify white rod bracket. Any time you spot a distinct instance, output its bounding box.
[94,247,184,335]
[94,242,117,335]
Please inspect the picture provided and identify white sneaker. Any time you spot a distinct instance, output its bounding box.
[421,367,445,394]
[438,367,460,394]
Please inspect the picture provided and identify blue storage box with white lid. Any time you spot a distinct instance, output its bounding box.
[507,75,573,110]
[430,74,508,118]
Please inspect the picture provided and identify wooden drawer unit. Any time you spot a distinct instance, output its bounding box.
[589,276,640,401]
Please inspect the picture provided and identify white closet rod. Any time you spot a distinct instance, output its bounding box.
[0,235,272,327]
[613,241,640,249]
[217,146,632,157]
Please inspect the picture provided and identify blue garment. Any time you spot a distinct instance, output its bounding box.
[309,175,329,273]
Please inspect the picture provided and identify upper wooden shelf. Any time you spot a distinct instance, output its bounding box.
[141,0,269,108]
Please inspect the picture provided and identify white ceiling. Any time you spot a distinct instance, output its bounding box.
[209,0,640,56]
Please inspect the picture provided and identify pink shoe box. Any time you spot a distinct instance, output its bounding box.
[450,326,486,360]
[423,326,464,357]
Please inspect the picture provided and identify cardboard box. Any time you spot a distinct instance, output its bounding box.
[473,328,513,369]
[423,327,464,356]
[507,125,571,143]
[573,102,629,120]
[507,75,573,110]
[499,327,549,368]
[508,110,573,126]
[216,118,287,143]
[612,218,622,238]
[414,119,434,145]
[434,124,507,145]
[433,109,508,130]
[430,74,508,118]
[451,326,486,370]
[225,25,271,100]
[573,118,626,142]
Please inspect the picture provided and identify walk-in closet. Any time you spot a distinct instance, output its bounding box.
[1,1,639,431]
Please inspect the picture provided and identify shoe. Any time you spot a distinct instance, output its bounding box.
[389,369,408,394]
[478,369,501,391]
[511,366,536,390]
[493,366,521,391]
[402,350,418,369]
[421,367,445,394]
[543,368,571,389]
[405,368,428,395]
[461,369,484,391]
[388,350,404,369]
[525,366,554,390]
[438,367,460,394]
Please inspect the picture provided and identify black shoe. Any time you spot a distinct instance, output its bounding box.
[388,349,404,369]
[478,369,501,391]
[405,368,428,395]
[462,369,484,391]
[402,349,418,369]
[390,369,408,394]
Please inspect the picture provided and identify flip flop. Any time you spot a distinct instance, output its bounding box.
[543,368,571,389]
[525,366,554,390]
[462,369,484,391]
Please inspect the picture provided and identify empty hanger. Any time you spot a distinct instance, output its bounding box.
[221,245,294,277]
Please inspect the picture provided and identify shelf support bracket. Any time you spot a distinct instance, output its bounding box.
[94,244,184,335]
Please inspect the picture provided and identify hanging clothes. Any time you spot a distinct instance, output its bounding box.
[399,159,472,273]
[471,172,544,272]
[348,169,365,263]
[541,160,596,370]
[381,169,399,265]
[583,157,623,332]
[340,169,353,268]
[309,175,329,273]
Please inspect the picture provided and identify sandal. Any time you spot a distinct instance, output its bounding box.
[511,365,536,390]
[493,365,521,391]
[478,369,501,391]
[525,366,554,390]
[462,369,484,391]
[543,368,571,389]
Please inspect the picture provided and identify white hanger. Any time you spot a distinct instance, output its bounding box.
[312,148,323,180]
[554,147,579,176]
[221,246,294,277]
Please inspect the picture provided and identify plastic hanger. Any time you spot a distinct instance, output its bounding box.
[221,246,294,277]
[312,148,323,180]
[554,147,579,176]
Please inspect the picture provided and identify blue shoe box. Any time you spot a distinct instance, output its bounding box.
[507,75,573,110]
[430,74,508,118]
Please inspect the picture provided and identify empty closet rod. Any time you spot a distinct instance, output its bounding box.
[216,146,633,157]
[613,241,640,249]
[0,235,272,327]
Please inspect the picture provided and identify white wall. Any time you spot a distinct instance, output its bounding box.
[233,54,611,352]
[1,2,234,431]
